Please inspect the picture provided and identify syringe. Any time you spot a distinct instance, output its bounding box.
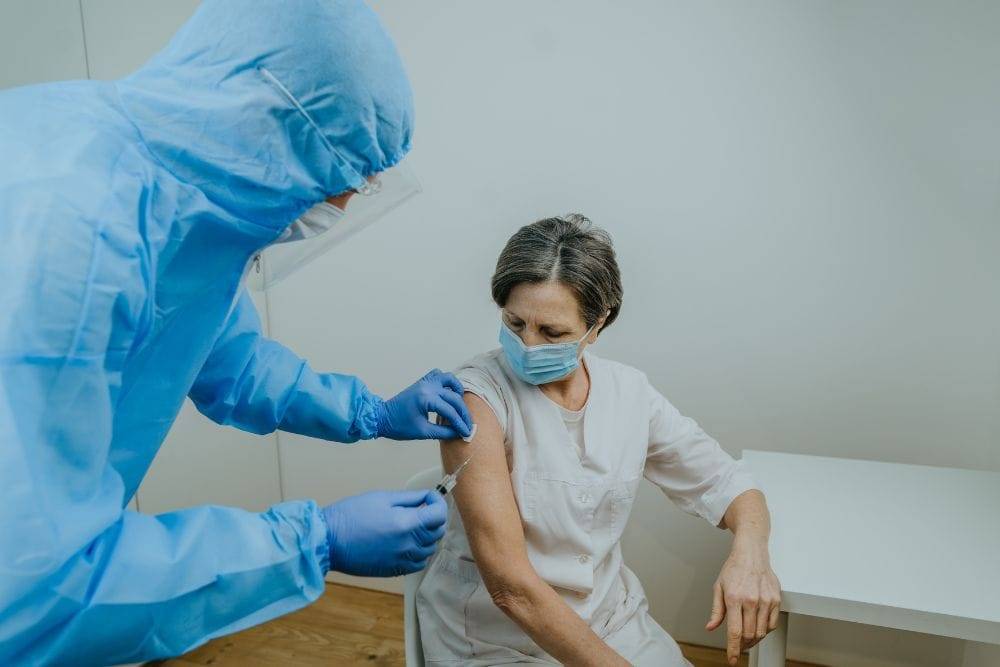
[435,424,478,496]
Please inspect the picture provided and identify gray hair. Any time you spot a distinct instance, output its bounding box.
[491,214,623,333]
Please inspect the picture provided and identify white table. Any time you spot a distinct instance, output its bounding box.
[743,450,1000,667]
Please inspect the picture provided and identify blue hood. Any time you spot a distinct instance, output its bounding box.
[117,0,414,230]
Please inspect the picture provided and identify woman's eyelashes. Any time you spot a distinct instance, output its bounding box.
[506,317,570,341]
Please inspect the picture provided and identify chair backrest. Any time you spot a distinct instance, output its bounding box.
[403,466,444,667]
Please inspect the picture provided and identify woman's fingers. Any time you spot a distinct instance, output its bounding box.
[725,597,743,666]
[755,598,771,642]
[742,599,758,649]
[712,562,782,663]
[706,581,725,630]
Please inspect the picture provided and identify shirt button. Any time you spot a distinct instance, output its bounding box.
[579,492,591,503]
[578,554,590,564]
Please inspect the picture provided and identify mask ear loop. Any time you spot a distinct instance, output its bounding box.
[582,310,612,341]
[576,322,598,345]
[257,66,367,193]
[578,310,612,358]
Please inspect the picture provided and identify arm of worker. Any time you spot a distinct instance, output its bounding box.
[0,328,331,665]
[189,289,382,441]
[442,394,630,667]
[641,377,780,666]
[16,502,331,666]
[189,289,472,442]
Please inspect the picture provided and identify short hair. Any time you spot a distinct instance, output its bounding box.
[491,214,623,333]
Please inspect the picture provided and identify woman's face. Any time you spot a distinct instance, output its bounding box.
[502,281,601,348]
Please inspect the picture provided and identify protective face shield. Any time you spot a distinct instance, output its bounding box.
[248,162,421,290]
[499,319,600,385]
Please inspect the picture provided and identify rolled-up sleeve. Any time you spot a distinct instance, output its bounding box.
[454,365,509,434]
[643,378,757,527]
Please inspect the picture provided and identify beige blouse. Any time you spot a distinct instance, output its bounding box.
[416,349,756,664]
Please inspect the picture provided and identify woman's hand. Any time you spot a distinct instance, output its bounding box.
[706,536,782,665]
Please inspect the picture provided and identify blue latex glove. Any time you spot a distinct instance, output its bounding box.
[377,369,474,440]
[321,489,448,577]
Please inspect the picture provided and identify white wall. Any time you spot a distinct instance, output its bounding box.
[0,0,88,86]
[269,1,1000,665]
[3,1,998,665]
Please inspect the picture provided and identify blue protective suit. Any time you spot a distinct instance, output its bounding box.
[0,1,413,664]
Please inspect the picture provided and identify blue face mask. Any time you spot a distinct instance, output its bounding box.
[499,320,599,386]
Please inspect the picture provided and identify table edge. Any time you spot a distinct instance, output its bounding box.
[782,591,1000,644]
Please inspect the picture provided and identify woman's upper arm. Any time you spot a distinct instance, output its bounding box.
[441,393,534,589]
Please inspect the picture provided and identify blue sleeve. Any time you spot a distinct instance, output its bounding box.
[189,289,383,442]
[0,300,331,665]
[4,502,331,665]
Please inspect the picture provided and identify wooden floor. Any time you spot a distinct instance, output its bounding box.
[151,583,819,667]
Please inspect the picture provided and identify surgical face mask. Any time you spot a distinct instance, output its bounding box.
[499,319,599,386]
[276,172,379,245]
[275,201,345,244]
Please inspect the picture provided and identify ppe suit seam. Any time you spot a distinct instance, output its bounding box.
[67,221,107,359]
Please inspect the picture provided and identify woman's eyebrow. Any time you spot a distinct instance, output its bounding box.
[505,311,575,330]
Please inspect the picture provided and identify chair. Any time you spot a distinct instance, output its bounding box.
[403,466,444,667]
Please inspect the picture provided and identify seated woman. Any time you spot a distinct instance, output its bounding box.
[416,215,781,666]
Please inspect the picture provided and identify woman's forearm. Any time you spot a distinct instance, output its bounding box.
[722,489,770,546]
[484,571,629,667]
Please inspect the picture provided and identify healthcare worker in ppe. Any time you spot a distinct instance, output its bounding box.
[0,1,473,664]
